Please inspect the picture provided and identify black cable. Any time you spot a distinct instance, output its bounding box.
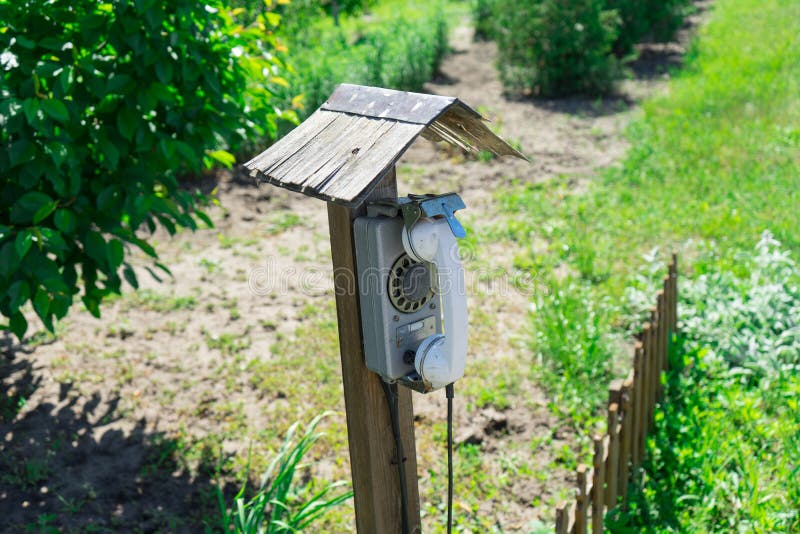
[381,379,410,534]
[445,383,454,534]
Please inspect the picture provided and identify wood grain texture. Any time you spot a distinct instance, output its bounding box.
[606,403,620,509]
[575,464,588,534]
[244,84,526,206]
[326,168,421,534]
[632,344,644,470]
[619,377,633,502]
[555,501,569,534]
[592,435,606,533]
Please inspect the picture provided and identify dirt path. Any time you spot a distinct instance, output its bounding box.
[0,14,695,532]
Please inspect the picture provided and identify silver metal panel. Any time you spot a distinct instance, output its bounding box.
[354,215,443,380]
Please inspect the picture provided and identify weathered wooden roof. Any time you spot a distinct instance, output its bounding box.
[244,84,526,206]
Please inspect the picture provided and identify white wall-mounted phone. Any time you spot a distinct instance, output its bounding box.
[354,194,468,391]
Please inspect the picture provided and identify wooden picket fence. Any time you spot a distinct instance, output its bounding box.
[554,254,679,533]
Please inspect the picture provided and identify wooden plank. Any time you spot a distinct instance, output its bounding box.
[606,403,620,509]
[268,114,369,185]
[649,308,659,407]
[245,109,339,174]
[322,121,423,201]
[656,290,665,388]
[641,322,653,430]
[592,435,606,533]
[303,119,396,191]
[555,501,569,534]
[632,343,644,470]
[431,105,526,158]
[671,253,679,333]
[619,378,633,503]
[575,464,588,534]
[326,168,421,533]
[321,83,460,125]
[664,270,673,371]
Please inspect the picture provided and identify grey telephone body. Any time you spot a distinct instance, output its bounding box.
[354,215,443,380]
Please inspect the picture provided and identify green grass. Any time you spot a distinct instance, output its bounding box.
[608,237,800,531]
[492,0,800,434]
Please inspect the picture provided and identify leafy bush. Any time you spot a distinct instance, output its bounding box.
[0,0,292,339]
[217,413,353,533]
[471,0,499,40]
[494,0,621,96]
[607,0,691,55]
[680,232,800,376]
[608,237,800,532]
[275,0,449,118]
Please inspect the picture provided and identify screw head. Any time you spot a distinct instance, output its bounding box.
[393,315,400,322]
[429,303,436,309]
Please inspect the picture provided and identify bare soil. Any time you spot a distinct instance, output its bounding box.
[1,13,702,533]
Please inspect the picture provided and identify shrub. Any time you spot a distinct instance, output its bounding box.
[680,232,800,376]
[275,1,449,118]
[606,0,691,55]
[0,0,293,339]
[471,0,499,40]
[494,0,621,96]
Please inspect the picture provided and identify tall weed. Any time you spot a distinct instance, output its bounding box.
[216,413,352,533]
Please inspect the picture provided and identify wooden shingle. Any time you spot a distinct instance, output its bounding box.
[244,84,525,206]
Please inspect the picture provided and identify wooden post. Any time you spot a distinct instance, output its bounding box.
[649,308,659,406]
[671,253,679,333]
[575,464,588,534]
[555,501,569,534]
[327,168,422,534]
[643,321,654,428]
[632,343,644,470]
[656,291,665,391]
[592,435,606,533]
[605,403,620,509]
[619,377,633,502]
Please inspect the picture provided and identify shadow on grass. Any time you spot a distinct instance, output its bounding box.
[0,343,237,533]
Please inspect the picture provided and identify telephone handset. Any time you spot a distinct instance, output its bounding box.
[354,193,468,392]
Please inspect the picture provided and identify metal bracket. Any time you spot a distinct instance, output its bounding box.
[396,370,434,394]
[366,193,467,238]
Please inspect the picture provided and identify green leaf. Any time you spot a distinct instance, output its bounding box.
[44,142,68,168]
[11,192,53,224]
[15,230,33,259]
[33,287,51,328]
[206,149,236,169]
[155,61,173,84]
[39,228,68,259]
[0,242,20,277]
[9,139,36,167]
[84,231,107,268]
[98,137,120,169]
[22,98,40,124]
[122,264,139,289]
[117,108,137,141]
[54,209,77,234]
[33,201,58,224]
[9,312,28,340]
[195,210,214,228]
[106,74,133,94]
[107,239,124,270]
[7,280,31,313]
[41,99,70,122]
[82,295,101,318]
